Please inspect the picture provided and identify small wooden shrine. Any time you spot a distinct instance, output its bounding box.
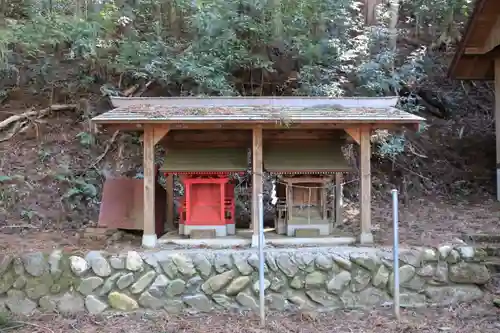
[265,142,352,236]
[159,147,247,237]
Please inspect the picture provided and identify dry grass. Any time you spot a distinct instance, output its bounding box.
[3,299,500,333]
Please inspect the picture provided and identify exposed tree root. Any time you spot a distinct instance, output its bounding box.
[0,104,77,141]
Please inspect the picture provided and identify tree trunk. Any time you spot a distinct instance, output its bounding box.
[388,0,400,51]
[364,0,378,26]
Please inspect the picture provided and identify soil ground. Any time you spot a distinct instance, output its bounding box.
[3,297,500,333]
[0,195,498,254]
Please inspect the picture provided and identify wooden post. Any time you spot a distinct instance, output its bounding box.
[142,125,169,248]
[335,173,343,226]
[252,126,263,247]
[359,126,373,244]
[496,59,500,201]
[143,126,157,248]
[165,174,175,231]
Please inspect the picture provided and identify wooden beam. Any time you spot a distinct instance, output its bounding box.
[464,17,500,55]
[359,127,373,244]
[344,128,361,144]
[97,122,413,131]
[166,129,341,142]
[142,126,157,248]
[495,59,500,201]
[153,126,169,144]
[280,176,331,184]
[251,126,263,246]
[137,125,169,144]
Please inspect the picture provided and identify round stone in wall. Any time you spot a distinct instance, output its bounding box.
[86,251,112,277]
[69,256,89,276]
[21,252,48,277]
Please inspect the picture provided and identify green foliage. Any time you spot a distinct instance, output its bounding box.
[0,0,475,157]
[1,0,472,95]
[55,172,99,207]
[76,131,96,147]
[0,311,11,329]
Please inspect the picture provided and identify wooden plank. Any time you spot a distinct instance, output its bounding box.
[142,126,157,248]
[280,176,330,183]
[335,173,343,226]
[344,128,361,144]
[359,127,373,244]
[252,126,263,243]
[166,129,341,142]
[495,59,500,201]
[167,139,341,149]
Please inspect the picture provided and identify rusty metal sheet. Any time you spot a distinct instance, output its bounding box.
[98,178,167,235]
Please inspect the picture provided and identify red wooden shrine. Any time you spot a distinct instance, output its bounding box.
[171,173,236,237]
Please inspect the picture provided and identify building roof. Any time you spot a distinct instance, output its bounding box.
[263,143,352,174]
[159,147,248,174]
[449,0,500,80]
[92,96,424,126]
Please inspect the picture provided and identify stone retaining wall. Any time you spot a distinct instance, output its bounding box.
[0,246,491,315]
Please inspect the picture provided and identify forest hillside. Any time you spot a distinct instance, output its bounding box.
[0,0,498,249]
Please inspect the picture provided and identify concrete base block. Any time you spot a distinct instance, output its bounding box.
[190,229,217,239]
[287,224,330,237]
[294,228,320,237]
[226,224,236,235]
[184,225,227,237]
[142,234,157,248]
[359,232,374,244]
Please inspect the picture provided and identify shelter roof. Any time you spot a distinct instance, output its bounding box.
[449,0,500,80]
[91,96,423,126]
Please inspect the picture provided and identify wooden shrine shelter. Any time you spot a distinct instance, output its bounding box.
[91,96,424,248]
[448,0,500,200]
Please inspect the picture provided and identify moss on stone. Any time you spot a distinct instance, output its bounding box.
[25,273,54,300]
[52,269,78,294]
[0,271,15,294]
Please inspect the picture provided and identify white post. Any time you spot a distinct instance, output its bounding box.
[392,189,400,321]
[258,193,266,327]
